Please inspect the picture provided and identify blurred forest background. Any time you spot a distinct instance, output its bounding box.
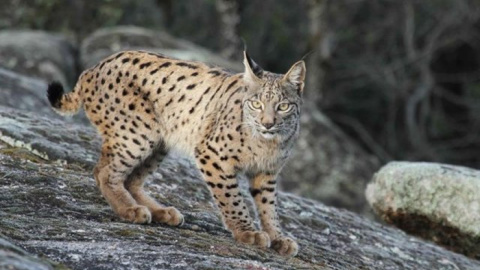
[1,0,480,213]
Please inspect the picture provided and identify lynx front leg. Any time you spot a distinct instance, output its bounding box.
[250,172,298,257]
[195,156,270,249]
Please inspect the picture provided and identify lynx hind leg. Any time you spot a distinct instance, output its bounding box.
[94,142,152,224]
[124,146,184,226]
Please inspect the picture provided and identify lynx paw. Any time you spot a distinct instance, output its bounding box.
[235,230,271,248]
[123,205,152,224]
[151,207,184,226]
[271,236,298,257]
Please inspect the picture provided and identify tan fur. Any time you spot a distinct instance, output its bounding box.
[50,50,306,257]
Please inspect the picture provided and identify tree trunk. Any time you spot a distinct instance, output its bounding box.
[215,0,242,60]
[306,0,331,108]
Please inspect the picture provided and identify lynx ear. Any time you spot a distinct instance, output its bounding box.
[282,61,306,94]
[243,51,263,85]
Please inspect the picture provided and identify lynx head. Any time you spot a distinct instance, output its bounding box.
[242,51,306,140]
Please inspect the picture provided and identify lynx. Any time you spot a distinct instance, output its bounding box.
[47,50,306,257]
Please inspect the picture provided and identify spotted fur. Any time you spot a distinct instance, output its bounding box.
[47,50,306,257]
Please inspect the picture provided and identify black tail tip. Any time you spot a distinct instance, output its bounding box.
[47,81,64,108]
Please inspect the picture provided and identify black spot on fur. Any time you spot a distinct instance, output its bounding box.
[226,184,238,189]
[47,81,64,108]
[208,70,221,76]
[159,62,172,69]
[176,62,198,69]
[132,139,141,145]
[250,188,262,197]
[140,62,152,69]
[225,80,238,92]
[207,182,215,188]
[207,145,219,156]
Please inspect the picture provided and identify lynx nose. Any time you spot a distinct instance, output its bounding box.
[263,122,275,130]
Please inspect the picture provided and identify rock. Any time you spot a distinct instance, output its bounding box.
[0,68,50,114]
[0,30,78,87]
[366,161,480,259]
[281,108,380,214]
[0,107,479,269]
[0,67,90,126]
[0,237,59,270]
[80,26,242,72]
[0,106,99,168]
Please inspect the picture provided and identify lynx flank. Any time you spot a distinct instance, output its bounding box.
[47,50,306,257]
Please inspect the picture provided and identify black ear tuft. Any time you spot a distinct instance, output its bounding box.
[245,52,264,77]
[47,81,64,108]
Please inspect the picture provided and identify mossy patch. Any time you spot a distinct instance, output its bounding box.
[26,188,67,208]
[0,147,45,163]
[114,229,140,237]
[78,133,94,142]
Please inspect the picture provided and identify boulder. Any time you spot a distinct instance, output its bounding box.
[0,106,479,269]
[80,26,242,72]
[366,161,480,259]
[0,30,78,87]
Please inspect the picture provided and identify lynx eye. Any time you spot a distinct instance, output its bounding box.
[277,103,291,112]
[249,100,263,110]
